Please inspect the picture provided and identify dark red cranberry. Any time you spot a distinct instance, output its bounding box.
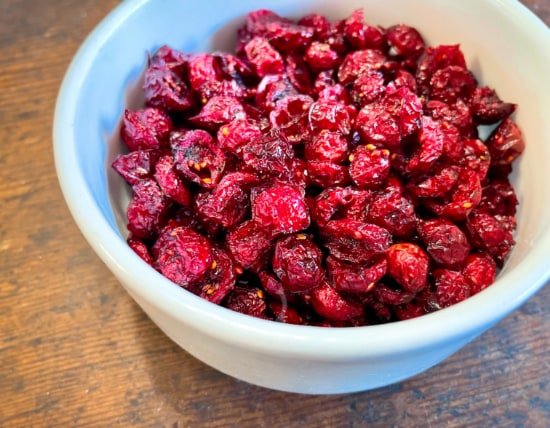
[349,145,391,190]
[462,253,497,295]
[327,255,386,294]
[433,269,471,308]
[311,282,364,321]
[386,25,425,59]
[417,218,470,267]
[127,179,170,240]
[120,108,173,151]
[386,243,430,293]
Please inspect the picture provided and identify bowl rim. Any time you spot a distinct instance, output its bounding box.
[54,0,550,359]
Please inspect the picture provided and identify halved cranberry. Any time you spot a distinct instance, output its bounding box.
[321,219,391,263]
[466,211,515,266]
[351,70,385,106]
[485,118,525,166]
[112,149,166,186]
[305,42,340,72]
[217,119,262,155]
[188,96,246,130]
[416,45,467,95]
[192,247,236,304]
[225,286,267,319]
[144,65,195,112]
[127,237,153,266]
[127,179,170,240]
[428,65,477,104]
[241,131,294,179]
[327,255,386,294]
[469,86,516,125]
[269,95,314,144]
[171,130,226,188]
[154,155,192,206]
[255,74,298,111]
[244,36,285,77]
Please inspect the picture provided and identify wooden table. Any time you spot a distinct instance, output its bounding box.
[1,1,548,426]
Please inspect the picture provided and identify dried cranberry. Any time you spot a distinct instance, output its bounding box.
[428,65,477,104]
[417,218,470,267]
[144,65,195,112]
[367,191,416,238]
[387,69,417,92]
[408,117,453,174]
[351,70,385,106]
[285,54,314,95]
[372,284,415,306]
[127,179,170,240]
[343,9,385,50]
[433,269,471,308]
[153,226,213,287]
[112,149,165,186]
[327,255,386,294]
[252,183,310,236]
[461,138,491,181]
[258,271,296,303]
[194,175,250,229]
[318,84,352,104]
[466,211,515,266]
[305,42,340,72]
[386,243,429,293]
[188,53,248,101]
[244,36,285,76]
[322,219,391,263]
[312,187,371,226]
[349,145,390,190]
[309,100,353,135]
[305,131,348,163]
[485,118,525,166]
[478,179,518,217]
[225,286,267,318]
[188,96,246,130]
[469,86,516,124]
[355,86,422,148]
[416,45,467,95]
[306,161,351,188]
[338,49,386,84]
[255,74,298,111]
[120,108,173,151]
[297,14,332,40]
[462,253,497,295]
[408,165,460,198]
[269,302,304,324]
[217,119,262,154]
[386,25,425,59]
[425,99,475,138]
[154,155,192,206]
[150,45,188,74]
[226,220,272,272]
[272,234,324,293]
[241,131,294,179]
[193,247,236,304]
[171,129,226,188]
[270,95,313,144]
[311,282,364,321]
[127,237,153,266]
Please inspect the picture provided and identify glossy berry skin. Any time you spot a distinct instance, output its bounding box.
[225,286,267,319]
[153,226,213,287]
[144,65,194,112]
[226,220,272,272]
[418,218,470,268]
[120,108,173,151]
[462,253,497,295]
[127,179,170,240]
[272,234,324,293]
[367,190,416,239]
[386,243,429,293]
[327,255,387,294]
[386,24,425,59]
[192,247,236,304]
[349,145,391,190]
[311,282,364,322]
[433,269,471,308]
[305,131,348,163]
[322,219,391,263]
[252,183,310,236]
[112,149,166,186]
[244,36,285,77]
[485,118,525,166]
[154,155,191,206]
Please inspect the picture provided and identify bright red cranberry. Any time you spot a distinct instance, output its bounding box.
[311,282,364,321]
[252,183,310,236]
[349,145,391,190]
[417,218,470,267]
[408,165,460,198]
[127,179,170,240]
[144,65,195,112]
[305,42,340,72]
[478,179,518,217]
[485,118,525,166]
[429,65,477,104]
[225,286,267,319]
[154,155,192,206]
[322,219,391,263]
[433,269,471,308]
[127,237,153,266]
[241,131,294,179]
[226,220,272,272]
[461,138,491,181]
[269,95,314,144]
[327,255,386,294]
[305,131,348,163]
[112,149,166,186]
[416,45,467,95]
[272,234,324,293]
[338,49,386,84]
[462,253,497,295]
[469,86,516,125]
[309,101,353,135]
[367,190,416,238]
[386,243,429,293]
[153,226,213,287]
[217,119,262,155]
[189,96,246,130]
[171,130,226,188]
[244,36,285,76]
[306,161,351,188]
[343,9,385,50]
[466,211,515,266]
[120,108,173,151]
[386,24,425,59]
[351,70,385,106]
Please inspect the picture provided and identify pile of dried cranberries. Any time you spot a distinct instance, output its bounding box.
[113,9,524,326]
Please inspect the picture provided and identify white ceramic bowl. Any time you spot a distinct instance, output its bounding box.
[54,0,550,394]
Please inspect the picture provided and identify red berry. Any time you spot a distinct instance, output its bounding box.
[418,218,470,268]
[120,108,173,151]
[433,269,471,308]
[462,253,497,295]
[386,243,429,292]
[349,145,391,190]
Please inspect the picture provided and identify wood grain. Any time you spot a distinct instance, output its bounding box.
[0,1,548,426]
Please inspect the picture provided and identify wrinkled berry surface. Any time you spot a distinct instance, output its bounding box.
[114,9,523,326]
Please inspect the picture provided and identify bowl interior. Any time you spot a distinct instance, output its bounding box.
[57,0,550,343]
